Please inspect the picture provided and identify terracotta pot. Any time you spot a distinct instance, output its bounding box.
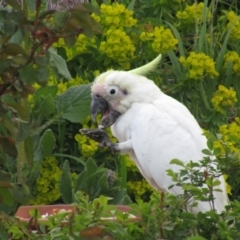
[15,204,140,223]
[15,204,140,237]
[15,204,75,223]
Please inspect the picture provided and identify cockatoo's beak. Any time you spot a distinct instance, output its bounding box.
[91,94,121,129]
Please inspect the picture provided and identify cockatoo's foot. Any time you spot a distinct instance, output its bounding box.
[80,129,119,153]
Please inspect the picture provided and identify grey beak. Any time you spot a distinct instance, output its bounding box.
[91,95,109,123]
[90,94,121,128]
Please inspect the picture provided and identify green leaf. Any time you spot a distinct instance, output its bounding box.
[0,136,17,158]
[212,179,221,187]
[56,84,91,123]
[5,101,28,120]
[2,43,25,56]
[216,28,232,72]
[183,185,202,193]
[127,0,136,10]
[0,60,10,74]
[34,55,49,67]
[166,22,185,57]
[48,48,71,80]
[40,129,56,157]
[33,85,58,103]
[64,35,77,48]
[0,188,14,206]
[70,6,95,38]
[202,149,213,156]
[60,160,73,204]
[4,0,21,11]
[168,50,184,78]
[25,0,35,11]
[54,11,70,27]
[19,65,36,84]
[3,21,16,37]
[32,94,55,119]
[170,158,184,167]
[10,183,31,204]
[37,67,49,85]
[213,148,221,156]
[52,153,85,166]
[206,137,214,150]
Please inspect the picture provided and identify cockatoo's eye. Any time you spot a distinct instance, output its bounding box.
[110,89,116,94]
[107,86,118,97]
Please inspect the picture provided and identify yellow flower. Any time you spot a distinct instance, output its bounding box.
[100,28,135,68]
[224,51,240,75]
[177,2,211,25]
[29,157,62,205]
[211,85,237,114]
[127,179,154,199]
[227,11,240,40]
[180,52,218,80]
[140,26,178,54]
[213,118,240,159]
[93,3,137,28]
[57,82,67,95]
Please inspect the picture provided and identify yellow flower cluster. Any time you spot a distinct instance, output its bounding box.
[224,51,240,75]
[176,2,211,25]
[53,34,96,59]
[213,118,240,160]
[127,179,154,199]
[140,26,178,53]
[30,157,61,205]
[211,85,237,113]
[227,11,240,40]
[100,28,135,69]
[179,52,219,79]
[92,3,137,28]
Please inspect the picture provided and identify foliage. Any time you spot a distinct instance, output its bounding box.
[60,158,131,205]
[2,151,240,239]
[0,0,101,213]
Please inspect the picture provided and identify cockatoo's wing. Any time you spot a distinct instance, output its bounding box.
[130,95,228,213]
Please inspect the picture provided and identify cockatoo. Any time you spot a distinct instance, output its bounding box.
[81,55,229,213]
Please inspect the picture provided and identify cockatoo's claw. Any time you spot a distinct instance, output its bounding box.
[80,128,119,153]
[108,143,120,153]
[80,128,109,143]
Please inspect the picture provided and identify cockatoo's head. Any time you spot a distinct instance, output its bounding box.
[90,55,162,128]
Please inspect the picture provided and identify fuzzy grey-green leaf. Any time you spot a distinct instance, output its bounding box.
[56,84,91,123]
[40,129,56,157]
[49,48,71,80]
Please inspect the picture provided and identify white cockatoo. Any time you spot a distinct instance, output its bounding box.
[81,55,229,213]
